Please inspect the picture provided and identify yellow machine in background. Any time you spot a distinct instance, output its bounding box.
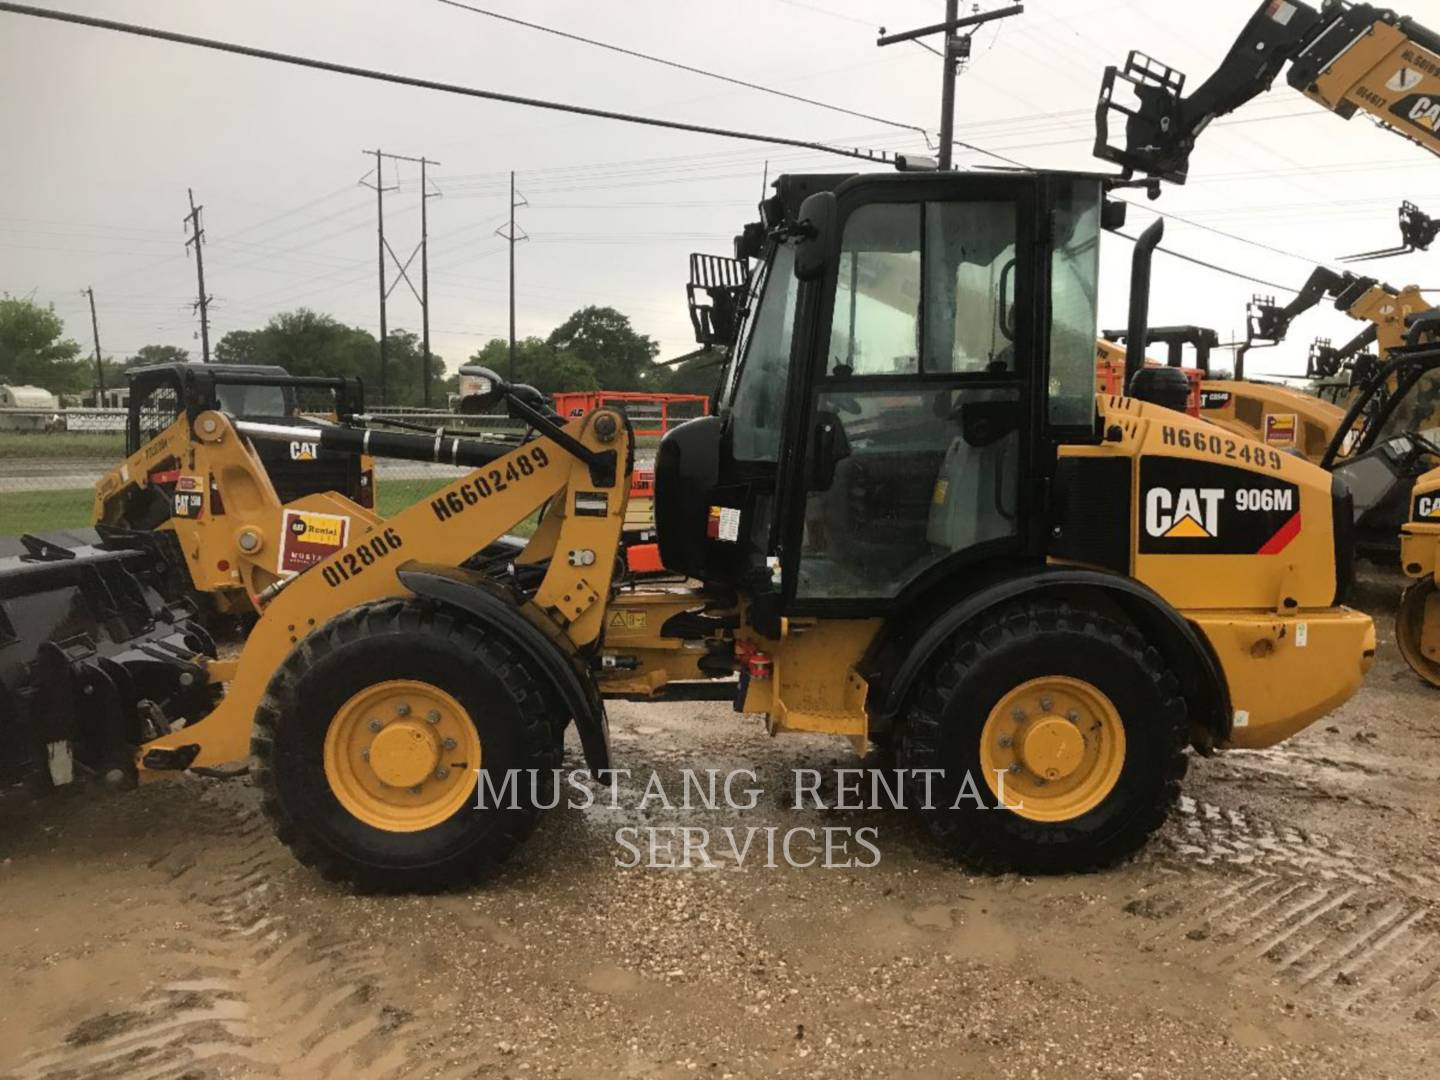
[1094,0,1440,465]
[1097,1,1439,186]
[91,362,378,617]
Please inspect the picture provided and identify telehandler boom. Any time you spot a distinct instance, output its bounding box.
[1095,0,1440,183]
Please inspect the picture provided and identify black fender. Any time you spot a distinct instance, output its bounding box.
[865,567,1232,748]
[397,563,611,774]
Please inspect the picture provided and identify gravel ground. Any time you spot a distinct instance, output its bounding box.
[1,570,1437,1079]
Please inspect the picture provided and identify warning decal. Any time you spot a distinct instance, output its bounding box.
[279,509,350,575]
[607,609,648,631]
[706,506,741,542]
[1263,413,1297,446]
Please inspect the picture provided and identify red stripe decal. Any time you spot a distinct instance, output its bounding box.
[1257,511,1302,555]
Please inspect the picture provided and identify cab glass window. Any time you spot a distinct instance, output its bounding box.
[216,383,290,418]
[1048,186,1101,427]
[798,385,1020,600]
[730,243,800,462]
[827,201,1017,378]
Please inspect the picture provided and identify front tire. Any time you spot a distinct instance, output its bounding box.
[898,600,1188,874]
[252,598,563,892]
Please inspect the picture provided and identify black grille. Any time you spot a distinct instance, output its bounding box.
[1049,456,1132,573]
[252,442,363,505]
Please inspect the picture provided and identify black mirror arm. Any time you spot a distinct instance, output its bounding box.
[503,391,617,487]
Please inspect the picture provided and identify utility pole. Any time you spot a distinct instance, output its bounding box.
[420,157,433,407]
[878,3,1023,169]
[495,171,528,381]
[361,149,437,405]
[183,188,211,361]
[83,287,104,402]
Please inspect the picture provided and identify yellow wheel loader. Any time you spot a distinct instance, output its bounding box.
[1337,326,1440,682]
[0,167,1370,889]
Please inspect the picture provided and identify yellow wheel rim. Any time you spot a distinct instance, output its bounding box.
[323,679,482,833]
[978,676,1126,823]
[1397,581,1440,688]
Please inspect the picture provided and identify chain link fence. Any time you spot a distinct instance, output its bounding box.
[0,407,533,538]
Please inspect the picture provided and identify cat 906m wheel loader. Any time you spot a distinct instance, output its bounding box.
[2,166,1372,890]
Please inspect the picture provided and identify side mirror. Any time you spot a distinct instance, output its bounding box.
[794,192,839,282]
[457,364,506,413]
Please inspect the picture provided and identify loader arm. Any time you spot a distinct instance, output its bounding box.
[1096,1,1440,183]
[136,407,631,774]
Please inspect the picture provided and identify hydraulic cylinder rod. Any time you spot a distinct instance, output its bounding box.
[234,420,511,469]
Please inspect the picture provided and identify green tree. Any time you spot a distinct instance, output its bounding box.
[125,343,189,367]
[546,306,658,390]
[646,347,726,396]
[469,336,599,395]
[212,309,445,406]
[0,297,87,394]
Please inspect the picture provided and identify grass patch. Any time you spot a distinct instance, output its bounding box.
[376,476,537,535]
[0,431,124,460]
[0,488,94,534]
[375,477,451,517]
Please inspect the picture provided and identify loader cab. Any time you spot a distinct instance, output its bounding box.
[125,363,296,455]
[124,362,371,508]
[1325,344,1440,561]
[656,170,1104,622]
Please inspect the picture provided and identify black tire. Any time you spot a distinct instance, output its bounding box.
[898,600,1188,874]
[252,598,563,892]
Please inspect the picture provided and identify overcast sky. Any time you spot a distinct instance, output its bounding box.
[2,0,1437,381]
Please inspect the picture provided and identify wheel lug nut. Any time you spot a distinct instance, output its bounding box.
[997,735,1012,748]
[434,767,449,780]
[368,719,383,733]
[426,709,440,724]
[409,785,423,794]
[395,703,411,717]
[361,749,370,760]
[1039,696,1053,711]
[442,737,457,751]
[1066,709,1079,722]
[1008,763,1022,774]
[1011,707,1026,721]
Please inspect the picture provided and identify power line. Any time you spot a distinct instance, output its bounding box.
[432,0,930,140]
[1115,231,1299,294]
[0,2,899,165]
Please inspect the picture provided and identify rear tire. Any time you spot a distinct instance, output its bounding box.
[252,598,563,892]
[898,600,1188,874]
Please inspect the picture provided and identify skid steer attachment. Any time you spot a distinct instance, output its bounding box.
[0,532,216,790]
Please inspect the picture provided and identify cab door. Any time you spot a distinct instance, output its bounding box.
[777,178,1042,612]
